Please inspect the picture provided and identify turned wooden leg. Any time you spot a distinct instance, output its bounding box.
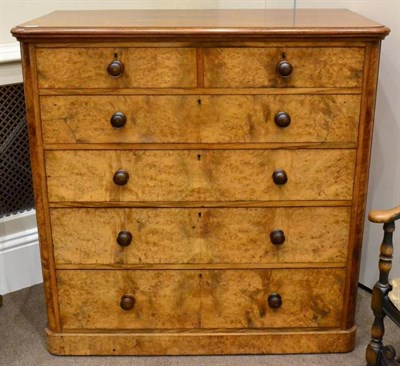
[366,222,395,366]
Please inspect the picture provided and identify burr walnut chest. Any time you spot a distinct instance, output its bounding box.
[12,9,389,355]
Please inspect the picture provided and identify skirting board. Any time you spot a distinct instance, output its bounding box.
[0,210,42,294]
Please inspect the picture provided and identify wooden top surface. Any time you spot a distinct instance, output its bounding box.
[12,9,389,40]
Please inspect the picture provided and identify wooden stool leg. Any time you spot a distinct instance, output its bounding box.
[366,222,395,366]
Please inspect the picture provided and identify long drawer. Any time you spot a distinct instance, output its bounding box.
[40,94,361,144]
[45,149,356,202]
[36,47,197,89]
[204,47,365,88]
[57,269,345,329]
[51,207,350,265]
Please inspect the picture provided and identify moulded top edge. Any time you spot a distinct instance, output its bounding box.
[11,9,390,41]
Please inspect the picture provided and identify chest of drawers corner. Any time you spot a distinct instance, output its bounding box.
[12,9,389,355]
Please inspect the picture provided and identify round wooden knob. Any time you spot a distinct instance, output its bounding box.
[277,60,293,78]
[117,230,132,247]
[274,112,291,128]
[110,112,127,129]
[268,293,282,309]
[113,170,129,186]
[120,295,135,311]
[270,230,285,245]
[107,60,124,78]
[272,169,288,185]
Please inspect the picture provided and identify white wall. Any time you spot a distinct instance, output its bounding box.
[0,0,399,292]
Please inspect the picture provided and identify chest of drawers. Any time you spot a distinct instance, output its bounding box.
[12,9,389,355]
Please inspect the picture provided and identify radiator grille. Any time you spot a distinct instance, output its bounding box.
[0,83,34,218]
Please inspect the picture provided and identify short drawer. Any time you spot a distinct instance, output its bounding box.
[201,269,345,328]
[57,269,345,329]
[36,48,197,88]
[40,94,361,144]
[57,270,201,329]
[204,47,364,88]
[51,207,350,265]
[45,149,356,202]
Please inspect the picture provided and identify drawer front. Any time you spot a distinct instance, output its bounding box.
[57,269,344,329]
[204,47,364,88]
[41,94,361,144]
[51,207,350,265]
[36,48,197,89]
[57,270,201,329]
[201,269,345,328]
[45,149,356,202]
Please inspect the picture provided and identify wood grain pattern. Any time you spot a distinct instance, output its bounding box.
[15,9,386,31]
[48,200,353,208]
[204,47,365,88]
[34,41,368,48]
[12,9,390,40]
[45,326,357,355]
[196,48,204,87]
[50,207,350,265]
[21,43,61,332]
[57,270,201,329]
[201,269,345,328]
[56,263,347,270]
[45,149,356,202]
[40,94,361,144]
[44,142,358,151]
[13,8,388,356]
[342,42,383,329]
[36,48,197,89]
[39,87,363,96]
[56,269,344,329]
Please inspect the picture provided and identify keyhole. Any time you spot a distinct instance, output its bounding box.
[282,52,286,59]
[197,154,202,161]
[114,52,118,59]
[198,212,202,219]
[197,98,202,105]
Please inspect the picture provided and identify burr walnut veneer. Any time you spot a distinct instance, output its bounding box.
[12,9,389,355]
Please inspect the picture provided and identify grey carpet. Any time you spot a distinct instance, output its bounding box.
[0,285,399,366]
